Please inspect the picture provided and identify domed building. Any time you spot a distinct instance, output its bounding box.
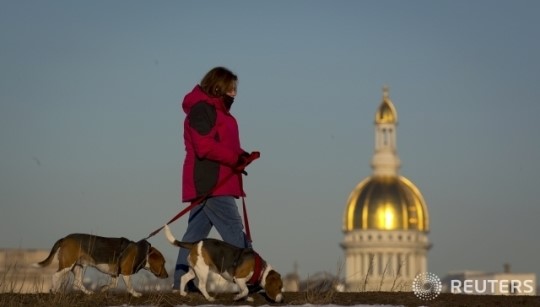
[341,87,431,291]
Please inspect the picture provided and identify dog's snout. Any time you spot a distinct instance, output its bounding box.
[156,266,168,278]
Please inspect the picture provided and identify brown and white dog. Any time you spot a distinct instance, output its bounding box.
[34,233,168,297]
[164,225,283,302]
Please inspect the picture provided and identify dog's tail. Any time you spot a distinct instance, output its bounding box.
[163,225,196,250]
[33,238,63,268]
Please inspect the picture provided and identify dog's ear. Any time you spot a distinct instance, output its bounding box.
[147,246,168,278]
[264,270,283,301]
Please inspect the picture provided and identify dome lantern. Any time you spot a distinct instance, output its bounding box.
[375,85,398,124]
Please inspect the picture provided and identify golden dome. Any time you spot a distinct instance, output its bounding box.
[343,176,429,232]
[375,86,398,124]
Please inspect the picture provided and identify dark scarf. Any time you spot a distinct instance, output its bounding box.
[223,95,235,111]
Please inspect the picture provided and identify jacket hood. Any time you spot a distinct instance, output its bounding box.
[182,85,226,114]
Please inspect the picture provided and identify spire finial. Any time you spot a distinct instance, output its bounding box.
[382,85,390,99]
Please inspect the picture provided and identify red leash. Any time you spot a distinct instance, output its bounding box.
[145,152,259,240]
[241,197,252,242]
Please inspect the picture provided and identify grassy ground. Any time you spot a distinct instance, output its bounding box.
[1,291,539,307]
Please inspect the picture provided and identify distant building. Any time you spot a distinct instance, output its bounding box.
[282,262,300,292]
[341,87,431,291]
[0,249,55,293]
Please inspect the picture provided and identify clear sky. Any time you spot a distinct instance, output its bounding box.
[1,1,539,283]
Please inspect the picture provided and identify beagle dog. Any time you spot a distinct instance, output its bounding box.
[164,225,283,302]
[34,233,168,297]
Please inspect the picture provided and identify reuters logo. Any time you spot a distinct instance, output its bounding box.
[412,272,442,300]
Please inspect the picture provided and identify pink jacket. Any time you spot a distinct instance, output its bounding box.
[181,85,245,202]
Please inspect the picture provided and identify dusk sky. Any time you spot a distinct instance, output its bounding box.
[1,1,539,283]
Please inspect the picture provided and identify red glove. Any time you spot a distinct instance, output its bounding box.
[235,151,260,175]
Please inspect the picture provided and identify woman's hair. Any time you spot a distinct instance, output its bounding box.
[200,67,238,97]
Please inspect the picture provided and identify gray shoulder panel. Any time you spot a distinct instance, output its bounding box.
[188,101,217,135]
